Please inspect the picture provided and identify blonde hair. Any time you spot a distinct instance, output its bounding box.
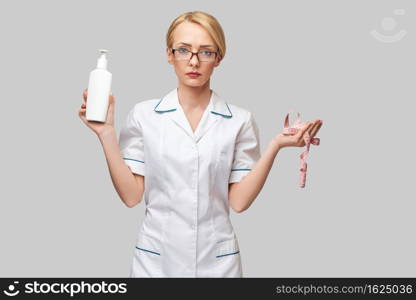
[166,11,226,60]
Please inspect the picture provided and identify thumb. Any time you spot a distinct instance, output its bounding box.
[108,93,116,108]
[107,93,115,114]
[297,122,312,138]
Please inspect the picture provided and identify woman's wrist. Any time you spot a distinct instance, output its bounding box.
[98,126,116,142]
[268,137,283,153]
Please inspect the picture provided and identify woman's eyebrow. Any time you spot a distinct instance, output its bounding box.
[176,42,215,49]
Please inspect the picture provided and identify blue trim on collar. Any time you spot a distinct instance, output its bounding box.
[154,97,177,113]
[210,102,232,118]
[154,94,233,118]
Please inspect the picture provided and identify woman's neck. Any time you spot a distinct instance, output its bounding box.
[177,80,211,111]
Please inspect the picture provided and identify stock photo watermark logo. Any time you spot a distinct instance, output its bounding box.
[2,280,127,297]
[3,281,20,297]
[370,9,407,43]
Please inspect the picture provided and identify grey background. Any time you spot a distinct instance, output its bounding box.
[0,0,414,277]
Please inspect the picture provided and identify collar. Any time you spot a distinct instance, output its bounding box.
[154,87,233,118]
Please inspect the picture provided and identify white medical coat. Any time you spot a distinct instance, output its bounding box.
[118,87,261,277]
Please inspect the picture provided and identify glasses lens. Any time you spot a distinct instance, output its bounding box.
[198,50,216,62]
[174,48,191,61]
[173,48,216,62]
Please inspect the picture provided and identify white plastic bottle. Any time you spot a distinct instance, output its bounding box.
[86,49,112,122]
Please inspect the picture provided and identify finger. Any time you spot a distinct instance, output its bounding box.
[298,122,313,138]
[107,106,114,123]
[79,107,89,123]
[79,114,87,125]
[107,94,115,113]
[295,122,308,136]
[308,120,321,137]
[83,88,88,102]
[310,121,323,137]
[78,108,85,119]
[109,93,115,104]
[307,120,320,133]
[295,123,312,146]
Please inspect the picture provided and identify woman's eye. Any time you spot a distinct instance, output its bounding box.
[178,48,189,53]
[201,51,212,56]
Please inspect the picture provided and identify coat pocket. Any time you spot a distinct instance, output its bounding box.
[131,232,163,277]
[214,236,243,277]
[216,236,240,258]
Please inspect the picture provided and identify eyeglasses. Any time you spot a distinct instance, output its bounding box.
[170,47,218,62]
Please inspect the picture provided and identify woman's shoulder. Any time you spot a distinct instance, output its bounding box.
[132,98,160,111]
[225,102,255,124]
[125,98,160,124]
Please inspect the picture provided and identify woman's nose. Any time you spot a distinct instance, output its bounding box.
[188,53,200,66]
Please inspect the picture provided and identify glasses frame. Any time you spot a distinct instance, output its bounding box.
[170,47,219,62]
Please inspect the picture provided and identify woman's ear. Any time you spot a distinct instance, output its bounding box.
[213,55,222,67]
[167,48,174,65]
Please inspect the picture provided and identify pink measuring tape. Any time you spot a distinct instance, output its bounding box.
[282,111,321,188]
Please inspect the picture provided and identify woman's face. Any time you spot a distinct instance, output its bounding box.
[167,21,221,88]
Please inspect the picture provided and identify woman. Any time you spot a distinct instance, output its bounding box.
[79,11,322,278]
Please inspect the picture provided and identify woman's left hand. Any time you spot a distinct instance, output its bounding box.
[272,119,323,149]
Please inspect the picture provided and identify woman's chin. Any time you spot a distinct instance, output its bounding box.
[182,78,205,88]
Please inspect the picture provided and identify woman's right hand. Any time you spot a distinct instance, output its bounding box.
[78,88,116,137]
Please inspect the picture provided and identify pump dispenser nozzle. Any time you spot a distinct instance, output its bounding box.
[97,49,108,69]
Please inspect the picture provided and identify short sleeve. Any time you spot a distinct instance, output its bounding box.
[118,105,145,176]
[229,112,261,183]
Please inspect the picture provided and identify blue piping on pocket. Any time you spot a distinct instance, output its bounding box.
[136,247,160,256]
[231,168,251,171]
[123,158,145,164]
[216,251,240,258]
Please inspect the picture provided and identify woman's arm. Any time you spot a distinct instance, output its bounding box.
[98,128,145,208]
[79,90,144,208]
[228,119,322,213]
[228,139,280,213]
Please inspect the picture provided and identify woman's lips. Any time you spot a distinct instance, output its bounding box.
[186,72,201,78]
